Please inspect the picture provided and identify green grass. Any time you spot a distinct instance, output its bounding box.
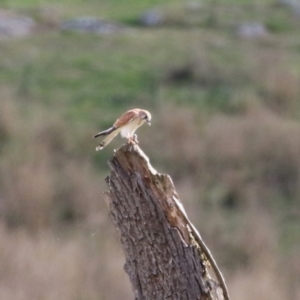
[6,0,182,20]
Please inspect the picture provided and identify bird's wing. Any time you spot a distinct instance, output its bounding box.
[114,110,138,128]
[93,126,116,138]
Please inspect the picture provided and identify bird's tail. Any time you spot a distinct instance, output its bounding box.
[95,127,122,151]
[93,126,116,138]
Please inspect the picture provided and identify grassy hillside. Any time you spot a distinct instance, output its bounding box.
[0,0,299,299]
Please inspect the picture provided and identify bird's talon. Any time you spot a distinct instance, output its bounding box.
[133,134,139,144]
[127,138,135,145]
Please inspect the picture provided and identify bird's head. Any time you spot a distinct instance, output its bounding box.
[140,110,152,126]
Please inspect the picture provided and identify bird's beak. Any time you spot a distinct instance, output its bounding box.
[147,120,151,126]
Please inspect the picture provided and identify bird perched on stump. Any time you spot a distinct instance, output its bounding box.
[93,108,151,151]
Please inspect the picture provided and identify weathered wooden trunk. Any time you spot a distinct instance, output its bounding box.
[105,144,229,300]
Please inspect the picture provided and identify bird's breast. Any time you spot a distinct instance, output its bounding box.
[120,119,143,138]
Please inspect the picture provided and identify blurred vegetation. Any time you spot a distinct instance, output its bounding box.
[0,0,300,299]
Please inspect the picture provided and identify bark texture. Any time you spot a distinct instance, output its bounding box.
[105,144,229,300]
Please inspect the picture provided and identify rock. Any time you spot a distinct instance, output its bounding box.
[0,10,35,38]
[275,0,300,17]
[185,1,203,12]
[60,16,125,34]
[276,0,299,9]
[236,22,268,39]
[140,10,165,27]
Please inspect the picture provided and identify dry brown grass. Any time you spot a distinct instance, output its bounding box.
[0,223,131,300]
[0,96,106,231]
[204,108,300,201]
[253,50,300,114]
[229,266,285,300]
[142,103,204,177]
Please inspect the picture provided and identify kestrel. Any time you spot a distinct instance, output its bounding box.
[93,108,151,151]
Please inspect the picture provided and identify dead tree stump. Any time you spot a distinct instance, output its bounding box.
[105,144,230,300]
